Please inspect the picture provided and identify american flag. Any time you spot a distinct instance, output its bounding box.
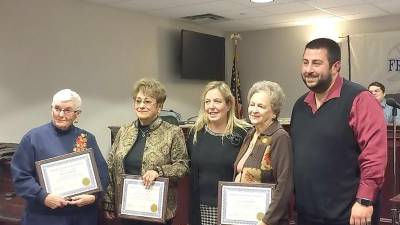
[230,46,243,119]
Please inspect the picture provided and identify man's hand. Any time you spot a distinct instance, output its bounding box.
[142,170,159,188]
[67,194,96,207]
[350,202,373,225]
[44,194,68,209]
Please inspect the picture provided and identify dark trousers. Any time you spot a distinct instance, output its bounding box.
[297,214,349,225]
[297,192,382,225]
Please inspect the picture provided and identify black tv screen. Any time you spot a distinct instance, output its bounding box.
[181,30,225,81]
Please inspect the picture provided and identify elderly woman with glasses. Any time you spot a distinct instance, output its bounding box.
[234,81,293,225]
[104,78,189,225]
[11,89,109,225]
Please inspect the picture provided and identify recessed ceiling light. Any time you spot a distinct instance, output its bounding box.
[250,0,274,3]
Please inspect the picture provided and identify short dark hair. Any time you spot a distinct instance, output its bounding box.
[305,38,341,68]
[368,81,385,93]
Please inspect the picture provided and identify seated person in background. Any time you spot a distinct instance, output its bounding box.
[368,81,395,225]
[11,89,109,225]
[368,81,400,124]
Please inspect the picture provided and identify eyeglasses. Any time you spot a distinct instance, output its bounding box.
[52,106,79,116]
[134,99,156,107]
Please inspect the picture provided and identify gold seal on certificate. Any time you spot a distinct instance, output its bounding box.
[82,177,91,186]
[256,212,264,221]
[150,204,158,212]
[117,175,169,223]
[217,181,274,225]
[35,149,102,198]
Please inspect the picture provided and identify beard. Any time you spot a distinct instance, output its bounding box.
[302,71,333,93]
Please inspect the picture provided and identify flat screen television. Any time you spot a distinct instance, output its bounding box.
[180,30,225,81]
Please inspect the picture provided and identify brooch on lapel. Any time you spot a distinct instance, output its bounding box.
[227,133,243,147]
[73,133,88,152]
[261,137,271,144]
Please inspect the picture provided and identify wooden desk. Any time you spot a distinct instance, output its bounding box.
[389,194,400,225]
[0,158,24,225]
[381,126,400,224]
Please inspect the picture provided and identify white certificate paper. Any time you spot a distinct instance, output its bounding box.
[218,182,274,225]
[119,175,168,222]
[36,150,101,198]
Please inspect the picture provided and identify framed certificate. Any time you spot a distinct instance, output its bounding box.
[117,175,169,223]
[218,182,275,225]
[35,149,102,198]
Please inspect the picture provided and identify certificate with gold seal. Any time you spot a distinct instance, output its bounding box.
[35,149,102,198]
[117,175,168,223]
[217,182,274,225]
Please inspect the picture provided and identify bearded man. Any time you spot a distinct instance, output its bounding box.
[290,38,387,225]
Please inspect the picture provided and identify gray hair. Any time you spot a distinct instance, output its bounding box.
[247,81,285,119]
[132,78,167,107]
[51,89,82,110]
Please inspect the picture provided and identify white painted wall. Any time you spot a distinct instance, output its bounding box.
[0,0,224,155]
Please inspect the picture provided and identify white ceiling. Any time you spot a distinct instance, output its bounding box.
[84,0,400,31]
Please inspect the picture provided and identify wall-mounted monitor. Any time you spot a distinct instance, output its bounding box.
[180,30,225,81]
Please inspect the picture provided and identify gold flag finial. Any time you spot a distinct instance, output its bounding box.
[230,33,241,45]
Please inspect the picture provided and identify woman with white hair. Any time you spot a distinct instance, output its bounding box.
[11,89,109,225]
[234,81,293,225]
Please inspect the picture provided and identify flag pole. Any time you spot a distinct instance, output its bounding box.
[230,33,243,118]
[230,33,241,55]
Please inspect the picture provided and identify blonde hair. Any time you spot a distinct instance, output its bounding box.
[191,81,249,143]
[132,78,167,107]
[247,81,285,119]
[51,89,82,111]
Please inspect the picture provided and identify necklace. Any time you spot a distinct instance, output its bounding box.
[205,125,226,136]
[138,127,149,138]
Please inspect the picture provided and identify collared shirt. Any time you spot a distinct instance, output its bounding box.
[303,75,387,200]
[381,99,400,124]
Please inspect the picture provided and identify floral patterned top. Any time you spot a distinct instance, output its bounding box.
[73,133,88,152]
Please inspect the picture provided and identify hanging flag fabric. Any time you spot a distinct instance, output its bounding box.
[230,45,243,119]
[341,31,400,93]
